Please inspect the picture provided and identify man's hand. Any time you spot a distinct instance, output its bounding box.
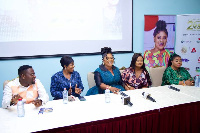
[10,94,22,105]
[32,99,42,107]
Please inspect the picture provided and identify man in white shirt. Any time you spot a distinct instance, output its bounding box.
[2,65,49,109]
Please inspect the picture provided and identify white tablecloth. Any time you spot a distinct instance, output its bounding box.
[0,85,200,133]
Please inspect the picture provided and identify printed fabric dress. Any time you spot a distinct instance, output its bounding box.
[86,65,125,96]
[50,70,84,99]
[121,67,151,89]
[144,49,171,72]
[161,66,192,85]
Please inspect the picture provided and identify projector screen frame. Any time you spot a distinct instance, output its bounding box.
[0,0,133,60]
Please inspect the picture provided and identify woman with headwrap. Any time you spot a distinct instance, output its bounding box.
[50,56,84,100]
[86,47,125,96]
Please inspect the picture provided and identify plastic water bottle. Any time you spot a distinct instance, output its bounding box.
[63,88,68,104]
[195,75,199,87]
[105,88,110,103]
[17,98,25,117]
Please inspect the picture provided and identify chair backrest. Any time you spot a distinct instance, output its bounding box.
[3,80,10,89]
[87,72,95,89]
[87,70,124,89]
[149,66,166,87]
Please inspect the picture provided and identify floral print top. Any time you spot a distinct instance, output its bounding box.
[121,67,151,89]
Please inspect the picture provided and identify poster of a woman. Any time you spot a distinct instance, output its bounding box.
[143,15,176,72]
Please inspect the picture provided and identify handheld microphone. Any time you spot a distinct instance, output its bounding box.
[120,92,133,107]
[120,91,128,97]
[142,92,156,102]
[168,85,180,92]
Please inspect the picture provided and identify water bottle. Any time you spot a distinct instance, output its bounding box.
[195,75,199,87]
[63,88,68,104]
[17,98,25,117]
[105,88,110,103]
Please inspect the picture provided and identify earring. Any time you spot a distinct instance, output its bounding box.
[102,62,104,65]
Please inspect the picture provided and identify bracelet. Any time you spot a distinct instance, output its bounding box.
[106,86,111,90]
[182,80,186,86]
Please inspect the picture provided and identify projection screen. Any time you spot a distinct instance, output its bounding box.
[0,0,133,59]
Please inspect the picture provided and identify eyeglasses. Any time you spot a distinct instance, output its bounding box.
[106,57,115,60]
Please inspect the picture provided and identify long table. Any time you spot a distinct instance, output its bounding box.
[0,85,200,133]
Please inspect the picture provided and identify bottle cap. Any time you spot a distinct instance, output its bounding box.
[18,98,22,101]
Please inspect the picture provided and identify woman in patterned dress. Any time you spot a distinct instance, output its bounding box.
[121,53,152,90]
[144,20,171,72]
[50,56,84,99]
[162,53,194,86]
[86,47,125,96]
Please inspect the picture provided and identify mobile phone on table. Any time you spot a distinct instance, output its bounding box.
[78,96,86,101]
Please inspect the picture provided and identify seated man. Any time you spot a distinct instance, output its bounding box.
[2,65,49,108]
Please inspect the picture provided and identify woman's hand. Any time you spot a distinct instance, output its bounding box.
[68,87,72,95]
[129,87,135,90]
[109,87,120,94]
[185,80,194,86]
[124,83,135,90]
[75,84,82,94]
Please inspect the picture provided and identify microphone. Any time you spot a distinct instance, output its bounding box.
[120,92,133,107]
[168,85,180,92]
[142,92,156,102]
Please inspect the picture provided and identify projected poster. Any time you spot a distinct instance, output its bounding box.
[175,14,200,77]
[0,0,132,59]
[143,15,176,71]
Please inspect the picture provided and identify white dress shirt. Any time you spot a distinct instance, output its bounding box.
[2,78,49,108]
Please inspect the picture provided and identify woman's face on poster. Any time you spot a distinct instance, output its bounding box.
[154,31,168,50]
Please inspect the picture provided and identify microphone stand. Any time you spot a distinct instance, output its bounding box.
[120,92,133,107]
